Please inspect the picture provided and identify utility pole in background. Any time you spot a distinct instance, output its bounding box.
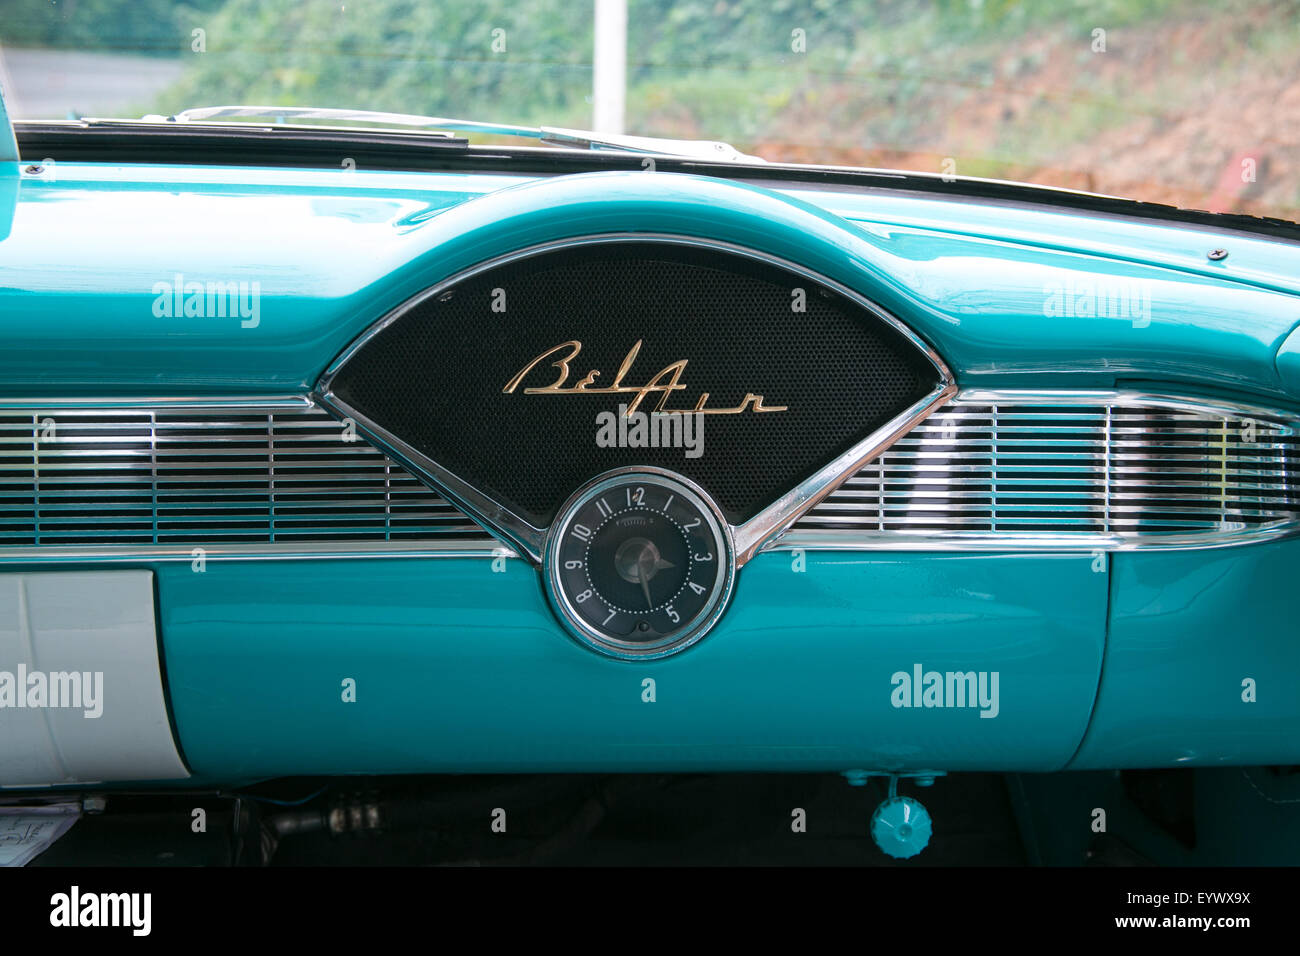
[593,0,627,133]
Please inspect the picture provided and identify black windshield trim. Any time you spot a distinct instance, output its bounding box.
[16,121,1300,242]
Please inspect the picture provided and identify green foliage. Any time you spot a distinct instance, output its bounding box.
[5,0,1227,120]
[152,0,593,121]
[2,0,1272,133]
[0,0,226,55]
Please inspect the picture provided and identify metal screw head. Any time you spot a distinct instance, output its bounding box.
[1207,248,1229,261]
[23,164,43,175]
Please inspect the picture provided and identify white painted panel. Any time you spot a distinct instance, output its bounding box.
[0,571,188,786]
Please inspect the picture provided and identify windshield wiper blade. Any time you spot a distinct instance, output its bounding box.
[150,105,765,164]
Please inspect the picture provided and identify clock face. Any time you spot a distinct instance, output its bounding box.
[545,470,734,659]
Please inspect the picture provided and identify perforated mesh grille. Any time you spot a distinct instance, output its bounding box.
[328,242,942,526]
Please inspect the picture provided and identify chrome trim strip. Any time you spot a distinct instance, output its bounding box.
[315,233,955,567]
[0,396,315,410]
[770,523,1300,554]
[0,540,513,564]
[310,396,550,562]
[732,381,956,563]
[955,388,1300,421]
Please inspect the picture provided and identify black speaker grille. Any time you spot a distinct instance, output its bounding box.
[326,242,941,527]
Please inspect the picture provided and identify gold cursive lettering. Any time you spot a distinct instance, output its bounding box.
[502,340,788,415]
[502,340,583,394]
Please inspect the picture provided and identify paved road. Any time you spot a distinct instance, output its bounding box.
[0,47,184,119]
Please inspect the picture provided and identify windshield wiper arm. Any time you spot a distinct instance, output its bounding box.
[150,106,764,164]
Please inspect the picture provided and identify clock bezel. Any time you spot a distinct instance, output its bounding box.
[543,467,736,660]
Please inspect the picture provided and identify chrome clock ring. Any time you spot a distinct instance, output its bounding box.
[543,468,736,660]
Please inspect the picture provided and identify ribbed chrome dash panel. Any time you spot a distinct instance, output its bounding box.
[4,392,1295,555]
[792,393,1300,549]
[0,404,494,547]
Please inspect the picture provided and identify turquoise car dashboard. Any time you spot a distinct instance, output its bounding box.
[1,107,1299,804]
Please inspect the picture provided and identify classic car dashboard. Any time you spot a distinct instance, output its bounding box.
[2,118,1299,810]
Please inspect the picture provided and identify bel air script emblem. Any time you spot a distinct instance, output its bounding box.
[502,339,788,416]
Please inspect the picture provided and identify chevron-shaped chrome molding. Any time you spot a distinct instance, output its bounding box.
[314,233,956,567]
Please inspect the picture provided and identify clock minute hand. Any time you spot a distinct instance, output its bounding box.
[637,547,657,610]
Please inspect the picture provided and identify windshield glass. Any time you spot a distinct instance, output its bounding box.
[2,0,1296,221]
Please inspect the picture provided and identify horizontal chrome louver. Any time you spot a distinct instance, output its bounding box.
[2,392,1295,556]
[0,404,494,547]
[794,393,1300,547]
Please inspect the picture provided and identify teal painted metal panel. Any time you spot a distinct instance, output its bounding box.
[1069,538,1300,769]
[1277,322,1300,397]
[157,551,1105,778]
[0,164,1297,398]
[792,188,1300,300]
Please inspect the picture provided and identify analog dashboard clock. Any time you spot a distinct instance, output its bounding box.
[544,469,736,659]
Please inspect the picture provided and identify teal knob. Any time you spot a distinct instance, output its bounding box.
[871,795,932,859]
